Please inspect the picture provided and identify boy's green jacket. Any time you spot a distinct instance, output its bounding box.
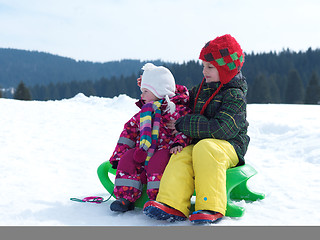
[175,72,250,166]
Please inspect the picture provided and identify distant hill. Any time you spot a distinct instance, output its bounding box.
[0,48,167,88]
[2,47,320,104]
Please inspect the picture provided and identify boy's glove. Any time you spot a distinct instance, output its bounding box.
[111,161,118,169]
[133,148,147,163]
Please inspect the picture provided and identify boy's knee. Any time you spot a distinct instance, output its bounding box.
[192,139,228,162]
[193,139,218,153]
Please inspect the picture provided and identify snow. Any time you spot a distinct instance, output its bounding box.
[1,93,320,226]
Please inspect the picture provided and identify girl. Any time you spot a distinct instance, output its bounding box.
[109,63,191,212]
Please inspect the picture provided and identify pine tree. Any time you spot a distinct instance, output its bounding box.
[305,71,320,104]
[13,81,32,100]
[0,85,2,98]
[284,69,304,104]
[268,75,281,103]
[249,74,272,103]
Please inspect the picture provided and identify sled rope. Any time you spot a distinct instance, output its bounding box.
[70,192,114,204]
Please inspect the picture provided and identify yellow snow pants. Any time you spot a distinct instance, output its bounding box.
[156,139,239,217]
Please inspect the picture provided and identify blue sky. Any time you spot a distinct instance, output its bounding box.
[1,0,320,63]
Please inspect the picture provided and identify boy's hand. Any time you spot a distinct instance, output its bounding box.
[167,120,178,135]
[166,119,176,129]
[170,145,183,154]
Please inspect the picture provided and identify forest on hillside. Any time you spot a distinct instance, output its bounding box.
[1,48,320,104]
[0,48,165,88]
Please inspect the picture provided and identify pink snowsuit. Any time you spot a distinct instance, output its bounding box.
[109,85,191,202]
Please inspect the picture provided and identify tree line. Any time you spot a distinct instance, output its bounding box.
[1,48,320,104]
[5,67,320,105]
[0,48,163,88]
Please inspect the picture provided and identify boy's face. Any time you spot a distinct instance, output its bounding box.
[202,61,220,83]
[141,88,159,103]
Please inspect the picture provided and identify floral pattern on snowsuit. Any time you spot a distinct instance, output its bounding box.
[109,84,192,202]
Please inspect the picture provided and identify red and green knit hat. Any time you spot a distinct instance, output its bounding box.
[194,34,245,115]
[199,34,245,84]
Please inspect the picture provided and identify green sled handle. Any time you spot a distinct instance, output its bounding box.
[97,161,265,217]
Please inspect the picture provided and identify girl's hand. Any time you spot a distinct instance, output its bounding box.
[170,145,183,154]
[137,75,142,87]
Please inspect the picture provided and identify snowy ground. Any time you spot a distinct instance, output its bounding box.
[1,93,320,226]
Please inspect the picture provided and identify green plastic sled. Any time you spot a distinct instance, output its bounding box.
[97,161,265,217]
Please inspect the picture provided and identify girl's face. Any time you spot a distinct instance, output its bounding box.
[202,61,220,83]
[141,88,159,103]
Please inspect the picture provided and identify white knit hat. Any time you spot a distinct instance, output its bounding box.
[141,63,176,113]
[141,63,176,99]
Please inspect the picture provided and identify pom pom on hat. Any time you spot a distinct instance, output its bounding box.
[141,63,157,71]
[141,63,176,99]
[199,34,245,84]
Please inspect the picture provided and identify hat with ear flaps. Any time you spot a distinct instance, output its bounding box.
[195,34,245,114]
[199,34,245,84]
